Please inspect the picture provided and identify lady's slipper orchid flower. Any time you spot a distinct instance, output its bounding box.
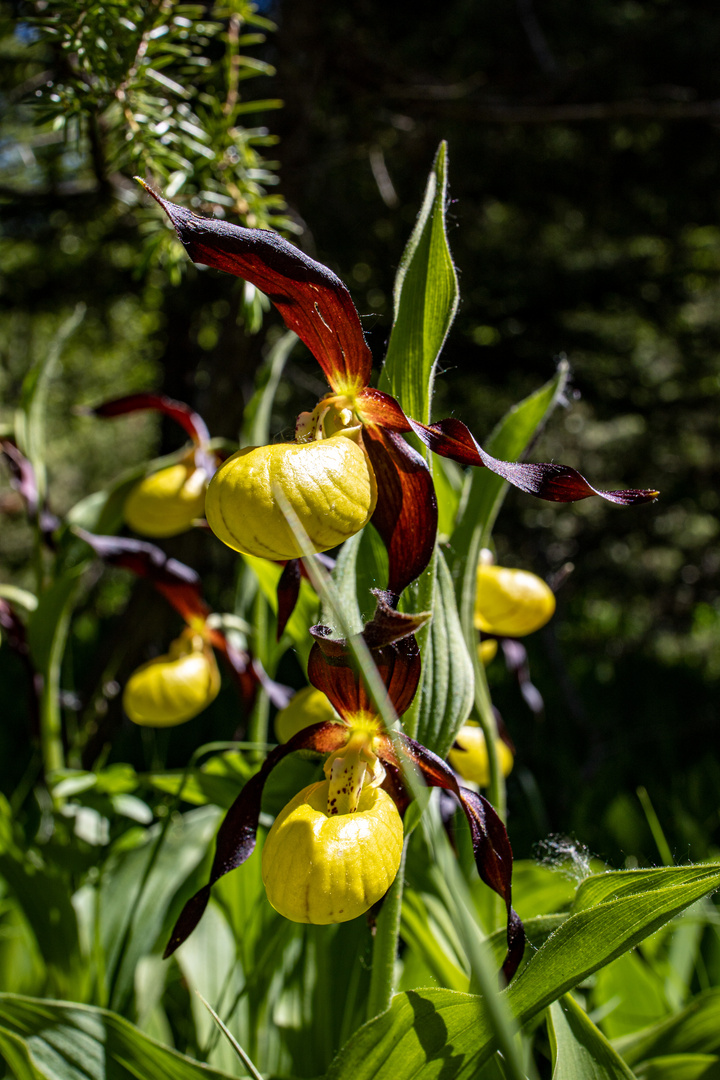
[76,530,291,715]
[91,392,218,538]
[163,594,526,982]
[139,182,658,601]
[123,627,221,727]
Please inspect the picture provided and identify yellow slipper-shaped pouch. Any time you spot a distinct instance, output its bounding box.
[261,779,403,924]
[124,462,207,538]
[475,564,556,638]
[205,427,377,560]
[448,723,514,787]
[123,635,220,726]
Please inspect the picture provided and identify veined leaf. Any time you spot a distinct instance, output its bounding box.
[548,994,637,1079]
[0,993,235,1080]
[415,547,473,758]
[379,141,458,426]
[325,865,720,1080]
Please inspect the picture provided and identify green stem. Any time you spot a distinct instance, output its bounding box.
[459,526,506,822]
[367,843,406,1020]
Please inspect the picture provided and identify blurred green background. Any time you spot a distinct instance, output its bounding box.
[1,0,719,870]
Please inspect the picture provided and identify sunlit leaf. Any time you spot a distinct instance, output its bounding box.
[380,141,458,425]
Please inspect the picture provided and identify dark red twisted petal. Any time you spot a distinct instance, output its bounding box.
[163,720,349,957]
[362,424,438,598]
[357,388,659,506]
[308,631,421,724]
[276,559,302,641]
[141,183,373,395]
[397,733,526,983]
[75,530,209,623]
[1,438,39,517]
[88,392,211,446]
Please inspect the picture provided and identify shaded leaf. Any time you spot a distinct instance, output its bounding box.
[548,994,636,1079]
[0,993,235,1080]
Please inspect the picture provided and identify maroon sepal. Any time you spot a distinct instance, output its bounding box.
[408,417,659,506]
[89,392,211,447]
[140,183,373,396]
[399,733,526,983]
[75,530,209,623]
[357,389,659,507]
[277,559,301,640]
[308,624,422,724]
[1,439,60,536]
[163,720,349,957]
[1,439,38,517]
[362,425,438,597]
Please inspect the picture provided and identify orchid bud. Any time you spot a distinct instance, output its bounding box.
[124,461,207,538]
[475,563,555,637]
[448,723,514,787]
[261,779,403,924]
[274,686,340,743]
[205,427,377,560]
[123,633,220,726]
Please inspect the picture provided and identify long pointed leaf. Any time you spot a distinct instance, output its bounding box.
[379,141,458,425]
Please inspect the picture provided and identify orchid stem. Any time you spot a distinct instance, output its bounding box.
[400,546,437,741]
[367,843,406,1020]
[460,526,506,822]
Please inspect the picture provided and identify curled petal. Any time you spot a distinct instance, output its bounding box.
[163,720,349,957]
[408,417,659,506]
[141,183,373,395]
[308,630,421,724]
[76,530,209,623]
[357,390,659,506]
[276,559,301,640]
[88,392,211,447]
[397,733,526,983]
[362,425,438,598]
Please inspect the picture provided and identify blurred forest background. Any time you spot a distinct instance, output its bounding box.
[1,0,719,868]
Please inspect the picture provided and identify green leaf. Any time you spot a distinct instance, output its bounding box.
[614,989,720,1068]
[592,950,669,1040]
[324,531,364,635]
[325,865,720,1080]
[241,330,297,447]
[0,796,87,1002]
[414,547,473,758]
[379,141,458,425]
[548,994,637,1079]
[634,1056,720,1080]
[0,993,236,1080]
[27,564,85,775]
[572,867,720,913]
[99,805,222,1013]
[15,304,86,505]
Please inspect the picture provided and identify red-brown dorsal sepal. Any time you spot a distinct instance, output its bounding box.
[163,720,349,957]
[399,733,526,983]
[308,625,422,724]
[139,182,373,396]
[75,530,209,623]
